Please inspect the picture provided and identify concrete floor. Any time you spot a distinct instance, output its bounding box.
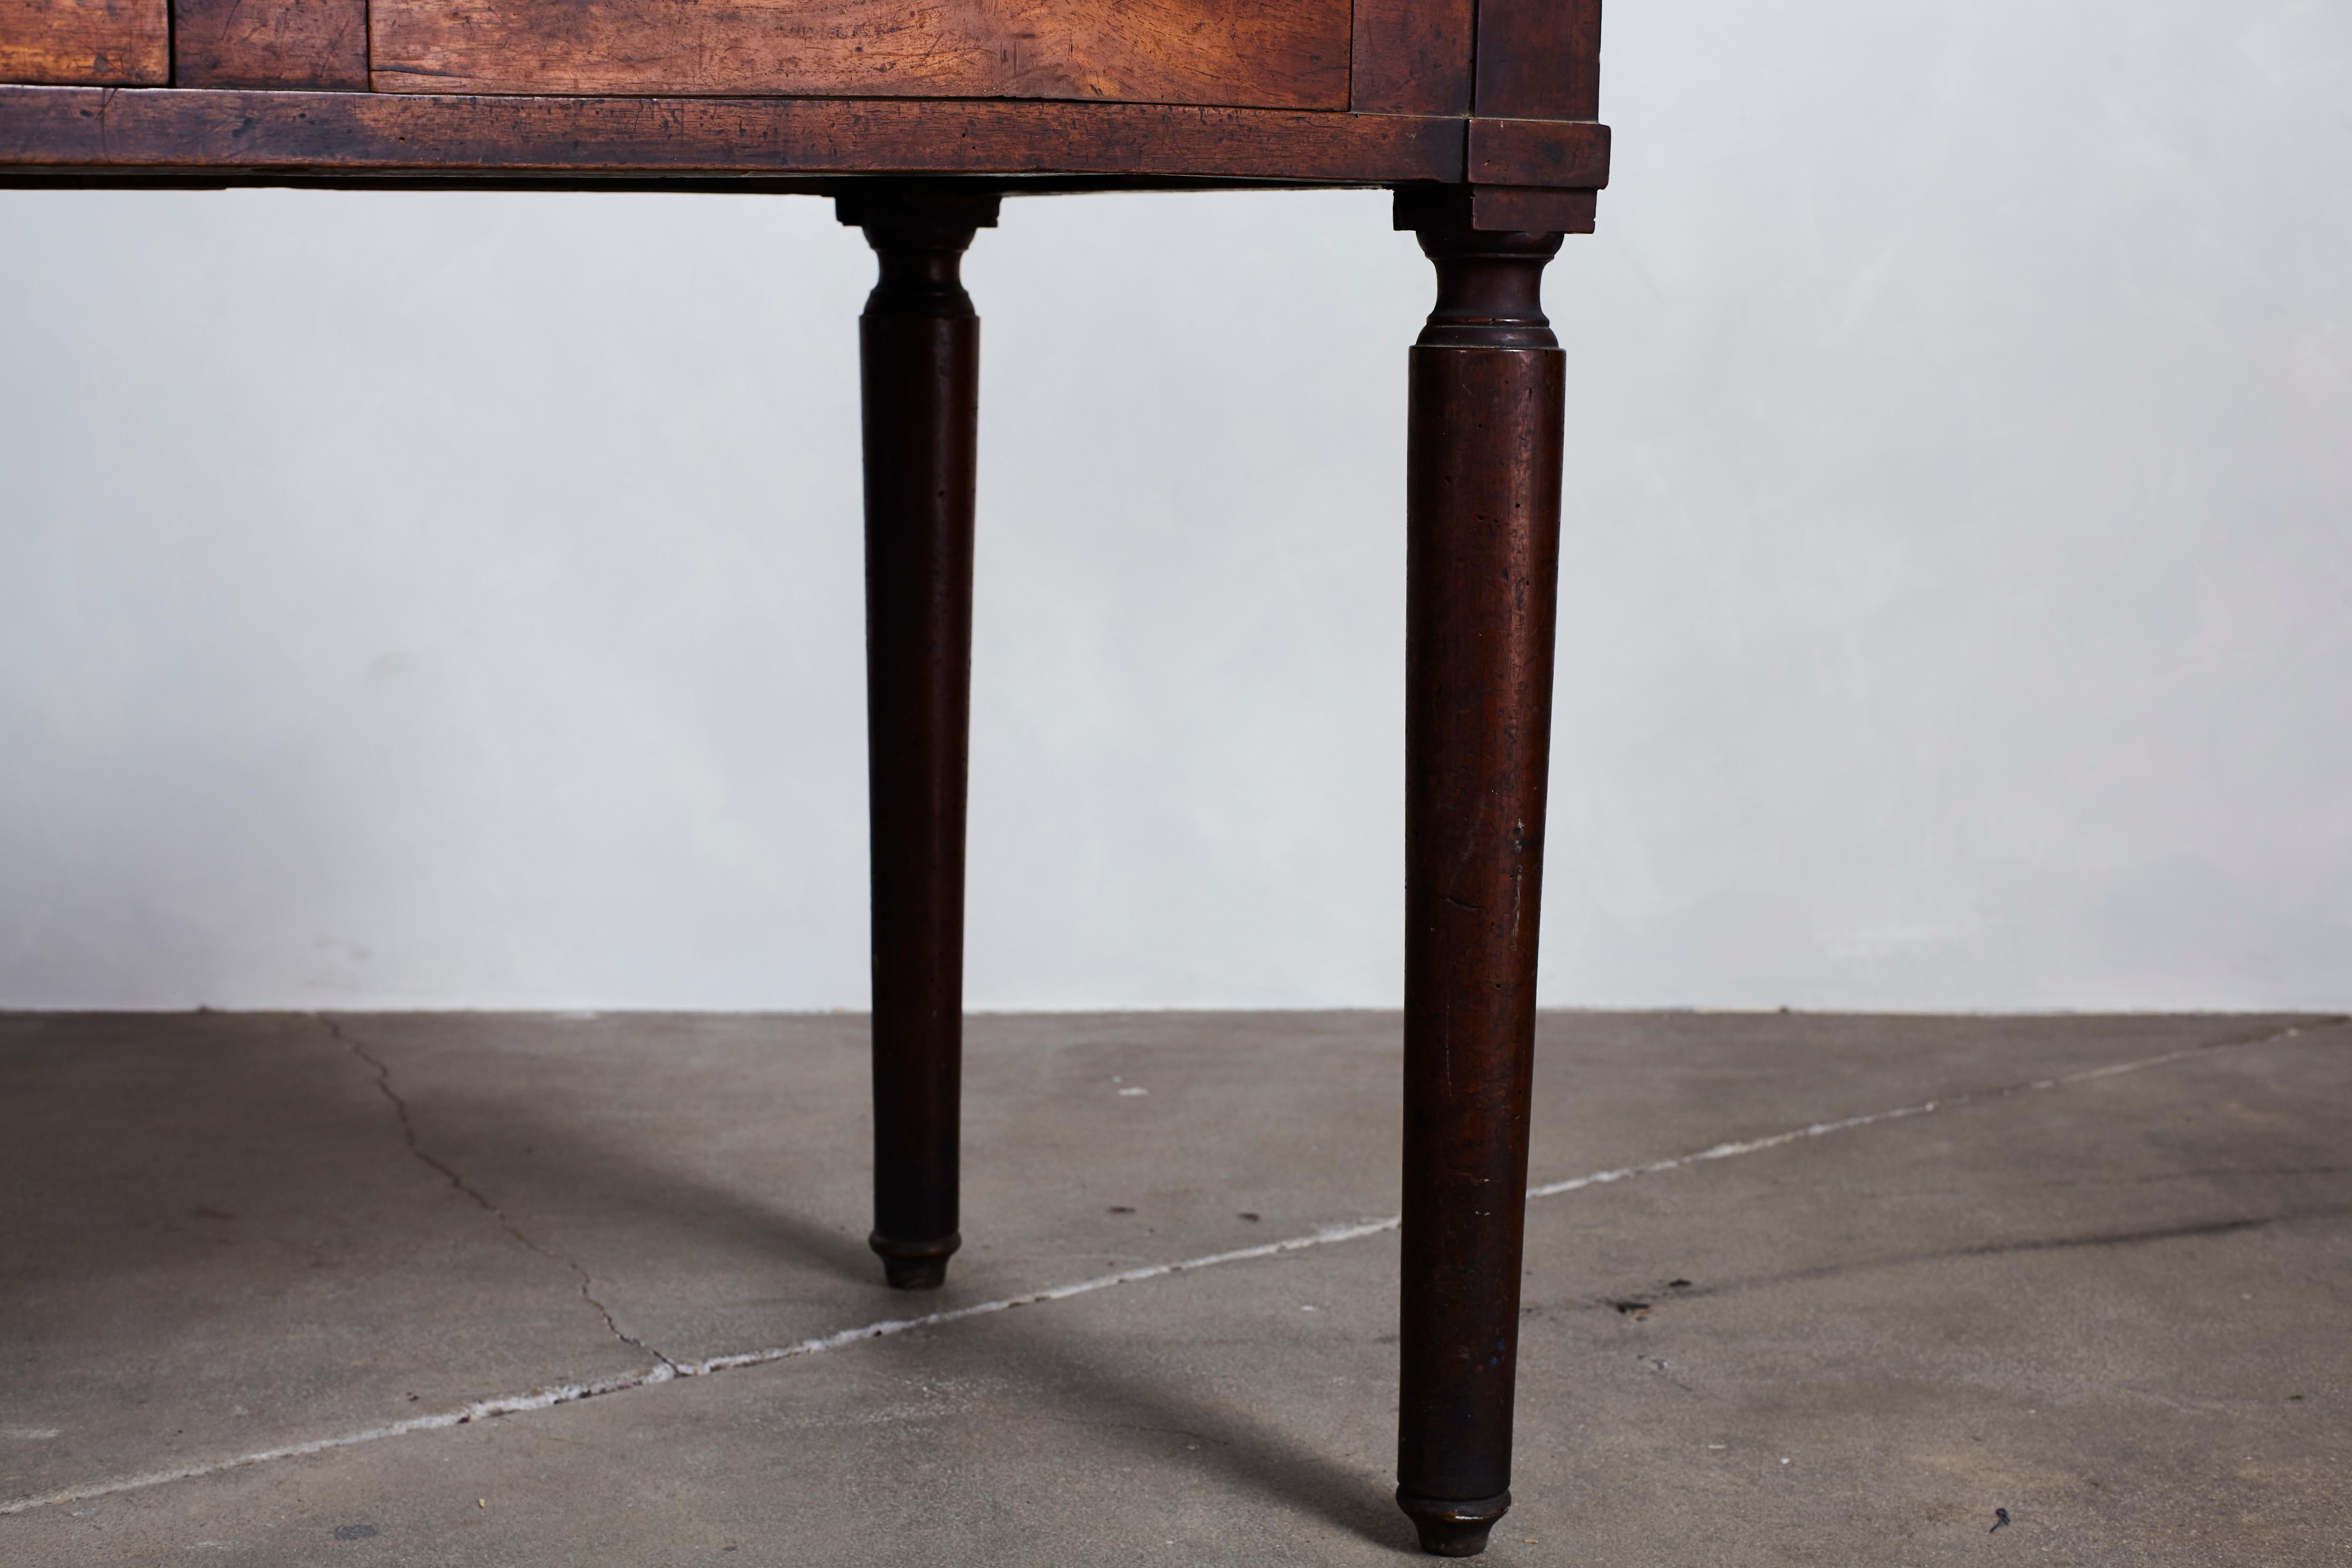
[1,1010,2347,1565]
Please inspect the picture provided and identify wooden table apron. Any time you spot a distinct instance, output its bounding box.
[2,0,1610,1553]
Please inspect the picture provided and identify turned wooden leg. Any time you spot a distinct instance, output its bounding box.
[839,183,999,1291]
[1393,204,1567,1556]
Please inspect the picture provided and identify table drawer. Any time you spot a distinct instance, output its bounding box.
[368,0,1351,107]
[0,0,166,84]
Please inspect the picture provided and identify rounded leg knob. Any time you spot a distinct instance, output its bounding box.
[1396,1489,1511,1558]
[870,1230,960,1290]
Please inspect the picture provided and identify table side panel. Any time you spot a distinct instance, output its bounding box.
[0,0,166,84]
[368,0,1350,108]
[1472,0,1600,121]
[1349,0,1471,116]
[174,0,368,88]
[0,85,1464,181]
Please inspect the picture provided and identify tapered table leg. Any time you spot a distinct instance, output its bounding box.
[838,183,1000,1291]
[1392,206,1567,1556]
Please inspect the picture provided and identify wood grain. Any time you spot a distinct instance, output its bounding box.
[1467,117,1608,189]
[1350,0,1471,116]
[175,0,368,88]
[0,0,166,84]
[1473,0,1602,121]
[0,85,1463,182]
[369,0,1349,108]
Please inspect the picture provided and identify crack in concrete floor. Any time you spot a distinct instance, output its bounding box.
[3,1012,2342,1520]
[322,1017,683,1377]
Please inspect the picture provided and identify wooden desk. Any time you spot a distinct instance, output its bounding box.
[1,3,1612,1554]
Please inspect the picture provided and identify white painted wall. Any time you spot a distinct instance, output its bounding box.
[2,0,2346,1011]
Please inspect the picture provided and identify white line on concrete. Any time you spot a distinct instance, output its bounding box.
[3,1019,2331,1518]
[1524,1029,2318,1200]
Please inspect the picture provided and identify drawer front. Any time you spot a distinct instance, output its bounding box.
[0,0,166,84]
[370,0,1351,108]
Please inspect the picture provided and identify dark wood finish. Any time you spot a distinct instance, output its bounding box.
[1473,0,1602,121]
[1348,0,1471,116]
[1471,185,1594,235]
[0,0,165,84]
[1397,181,1595,237]
[1467,117,1609,190]
[369,0,1348,108]
[0,0,1616,1537]
[848,182,993,1292]
[1393,213,1564,1558]
[0,87,1464,184]
[174,0,367,89]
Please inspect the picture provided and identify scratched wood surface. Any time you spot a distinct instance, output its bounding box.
[0,86,1462,182]
[368,0,1351,107]
[174,0,368,89]
[1348,0,1471,117]
[0,2,1611,203]
[1474,0,1603,121]
[0,0,165,84]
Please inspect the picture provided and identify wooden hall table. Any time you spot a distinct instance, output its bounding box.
[1,1,1613,1554]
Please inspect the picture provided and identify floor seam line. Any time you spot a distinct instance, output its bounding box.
[1527,1014,2346,1199]
[7,1013,2341,1518]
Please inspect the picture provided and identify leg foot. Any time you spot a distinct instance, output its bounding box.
[870,1230,962,1290]
[1396,1490,1512,1558]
